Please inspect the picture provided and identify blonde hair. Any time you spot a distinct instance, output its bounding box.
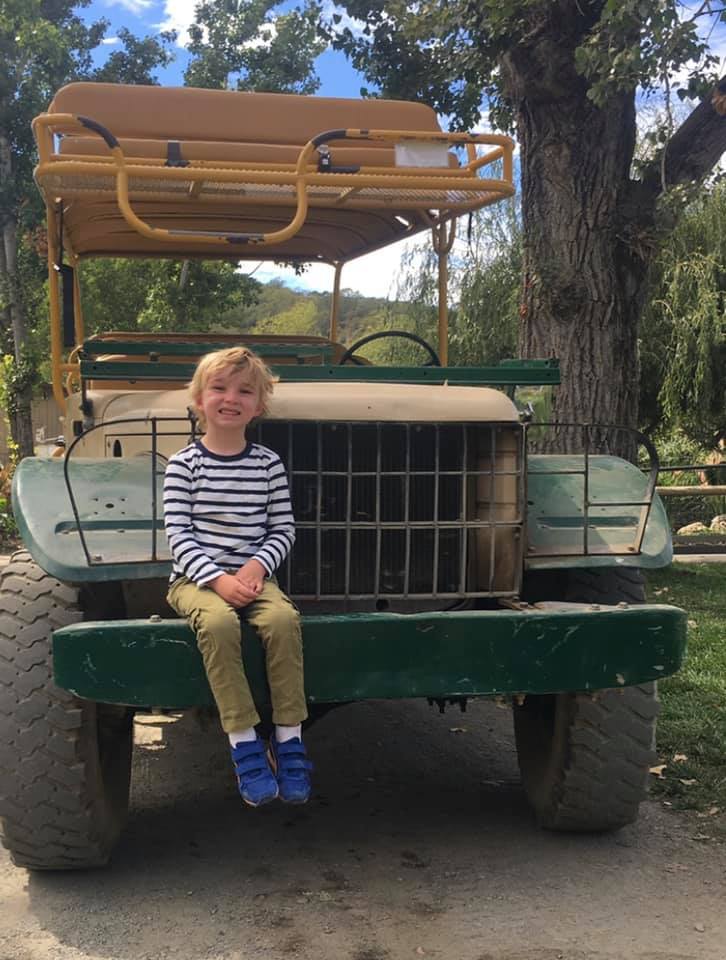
[190,346,277,427]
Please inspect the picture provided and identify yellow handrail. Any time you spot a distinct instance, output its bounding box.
[33,114,515,249]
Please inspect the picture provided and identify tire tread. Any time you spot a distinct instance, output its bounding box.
[0,550,128,869]
[515,568,659,832]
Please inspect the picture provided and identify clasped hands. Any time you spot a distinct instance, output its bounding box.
[210,559,266,608]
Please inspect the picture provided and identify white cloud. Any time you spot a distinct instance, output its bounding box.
[242,22,277,51]
[155,1,278,51]
[237,236,421,300]
[104,0,153,14]
[101,36,120,45]
[157,0,198,47]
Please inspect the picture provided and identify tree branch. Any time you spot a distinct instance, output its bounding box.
[644,76,726,197]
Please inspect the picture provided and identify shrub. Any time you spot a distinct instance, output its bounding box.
[647,429,725,531]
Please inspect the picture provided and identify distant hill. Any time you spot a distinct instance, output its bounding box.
[218,279,421,345]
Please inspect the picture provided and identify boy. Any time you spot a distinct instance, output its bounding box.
[163,346,311,807]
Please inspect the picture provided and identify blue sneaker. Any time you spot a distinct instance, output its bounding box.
[230,738,279,807]
[269,736,313,804]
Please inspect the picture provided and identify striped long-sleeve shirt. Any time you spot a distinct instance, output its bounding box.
[163,439,295,586]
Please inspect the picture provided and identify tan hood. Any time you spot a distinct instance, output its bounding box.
[92,380,519,425]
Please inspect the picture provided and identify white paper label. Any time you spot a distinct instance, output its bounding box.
[395,142,451,167]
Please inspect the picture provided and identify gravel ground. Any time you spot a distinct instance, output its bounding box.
[2,698,725,960]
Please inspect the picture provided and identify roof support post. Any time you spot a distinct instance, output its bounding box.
[432,220,456,367]
[329,261,343,344]
[73,258,84,347]
[46,203,66,414]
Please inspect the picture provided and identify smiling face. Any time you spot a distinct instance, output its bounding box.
[194,365,264,438]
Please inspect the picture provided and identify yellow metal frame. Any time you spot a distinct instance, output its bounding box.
[33,114,514,245]
[33,110,515,411]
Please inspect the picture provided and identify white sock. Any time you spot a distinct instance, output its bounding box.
[228,727,257,746]
[275,724,302,743]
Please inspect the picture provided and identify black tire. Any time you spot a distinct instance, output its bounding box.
[513,568,659,832]
[0,551,133,869]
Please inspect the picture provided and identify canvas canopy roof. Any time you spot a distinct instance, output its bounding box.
[33,83,514,263]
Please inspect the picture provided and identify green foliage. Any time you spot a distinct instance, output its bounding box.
[91,27,176,85]
[226,279,313,331]
[252,298,323,336]
[641,183,726,448]
[223,205,522,371]
[0,1,105,214]
[17,256,260,385]
[323,0,520,129]
[0,356,19,444]
[365,202,522,368]
[375,241,437,364]
[4,230,51,372]
[450,201,521,366]
[0,1,173,222]
[646,429,723,531]
[0,356,20,545]
[0,0,176,458]
[0,493,18,547]
[185,0,324,92]
[326,1,724,130]
[220,278,405,346]
[77,259,261,341]
[573,1,719,106]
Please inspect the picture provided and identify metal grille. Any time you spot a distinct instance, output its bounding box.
[61,417,524,604]
[251,420,524,601]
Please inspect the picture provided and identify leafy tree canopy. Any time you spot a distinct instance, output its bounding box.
[641,181,726,447]
[185,0,325,92]
[0,1,174,221]
[0,1,175,455]
[79,259,260,336]
[325,0,723,133]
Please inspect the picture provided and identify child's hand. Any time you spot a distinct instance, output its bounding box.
[210,573,258,608]
[234,559,266,597]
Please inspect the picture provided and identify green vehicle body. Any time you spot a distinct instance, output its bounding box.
[53,605,684,710]
[12,367,684,711]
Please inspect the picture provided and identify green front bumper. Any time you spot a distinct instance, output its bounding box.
[53,604,686,708]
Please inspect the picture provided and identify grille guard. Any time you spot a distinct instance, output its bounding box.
[45,416,667,598]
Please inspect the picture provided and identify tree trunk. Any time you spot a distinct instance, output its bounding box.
[0,234,14,357]
[501,11,649,458]
[0,134,34,460]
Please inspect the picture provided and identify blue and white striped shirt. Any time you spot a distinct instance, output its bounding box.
[163,439,295,586]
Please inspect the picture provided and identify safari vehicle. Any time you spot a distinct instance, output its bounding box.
[0,82,685,870]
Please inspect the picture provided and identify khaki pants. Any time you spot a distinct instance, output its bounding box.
[167,576,307,733]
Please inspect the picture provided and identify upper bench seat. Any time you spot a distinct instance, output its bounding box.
[33,83,514,262]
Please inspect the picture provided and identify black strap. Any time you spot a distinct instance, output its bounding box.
[166,141,189,168]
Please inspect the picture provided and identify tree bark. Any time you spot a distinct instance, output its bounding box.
[500,4,726,459]
[0,133,34,460]
[501,8,647,457]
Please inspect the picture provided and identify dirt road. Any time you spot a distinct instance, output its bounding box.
[2,699,725,960]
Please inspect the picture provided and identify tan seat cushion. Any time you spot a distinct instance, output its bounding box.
[50,83,442,148]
